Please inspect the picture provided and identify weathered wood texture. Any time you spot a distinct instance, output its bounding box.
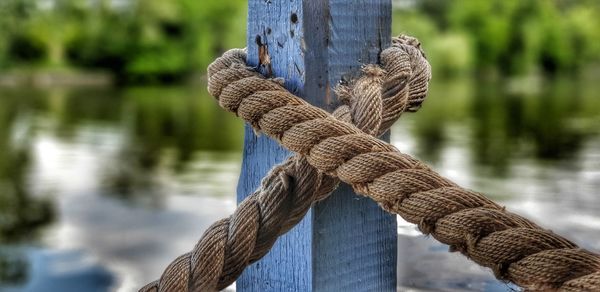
[238,0,395,291]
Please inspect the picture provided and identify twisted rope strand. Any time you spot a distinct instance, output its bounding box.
[207,36,600,291]
[141,36,429,292]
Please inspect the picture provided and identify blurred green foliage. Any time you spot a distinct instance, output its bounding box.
[1,0,599,82]
[393,0,600,77]
[0,0,246,83]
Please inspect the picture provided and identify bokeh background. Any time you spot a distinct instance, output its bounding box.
[1,0,599,291]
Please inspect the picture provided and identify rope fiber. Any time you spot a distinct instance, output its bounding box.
[143,35,600,291]
[142,36,430,292]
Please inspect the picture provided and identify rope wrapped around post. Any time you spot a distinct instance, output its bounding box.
[141,36,431,292]
[205,38,600,290]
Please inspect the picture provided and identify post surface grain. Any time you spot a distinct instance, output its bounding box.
[239,0,395,291]
[309,1,396,291]
[239,1,310,291]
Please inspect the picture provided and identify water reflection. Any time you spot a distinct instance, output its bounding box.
[393,76,600,291]
[0,94,54,287]
[0,92,54,243]
[0,86,242,291]
[0,249,28,286]
[409,77,600,176]
[0,77,598,291]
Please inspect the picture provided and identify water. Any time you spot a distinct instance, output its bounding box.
[0,77,599,291]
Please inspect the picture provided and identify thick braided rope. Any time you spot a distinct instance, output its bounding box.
[141,36,430,292]
[207,37,600,290]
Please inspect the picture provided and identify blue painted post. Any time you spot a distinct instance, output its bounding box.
[237,1,396,291]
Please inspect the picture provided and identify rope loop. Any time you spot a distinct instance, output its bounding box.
[142,35,432,292]
[145,33,600,291]
[204,34,600,291]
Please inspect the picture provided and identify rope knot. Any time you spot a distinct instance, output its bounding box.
[382,35,431,114]
[207,36,431,137]
[334,35,431,136]
[148,33,600,292]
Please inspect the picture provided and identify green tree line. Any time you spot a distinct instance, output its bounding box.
[393,0,600,77]
[0,0,246,83]
[1,0,599,83]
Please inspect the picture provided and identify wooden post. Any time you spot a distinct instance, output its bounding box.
[237,1,396,291]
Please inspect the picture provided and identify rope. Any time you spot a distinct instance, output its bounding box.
[141,36,430,292]
[203,37,600,290]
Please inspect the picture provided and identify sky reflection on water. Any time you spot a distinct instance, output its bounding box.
[0,77,599,291]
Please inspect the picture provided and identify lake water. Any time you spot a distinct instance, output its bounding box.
[0,77,599,292]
